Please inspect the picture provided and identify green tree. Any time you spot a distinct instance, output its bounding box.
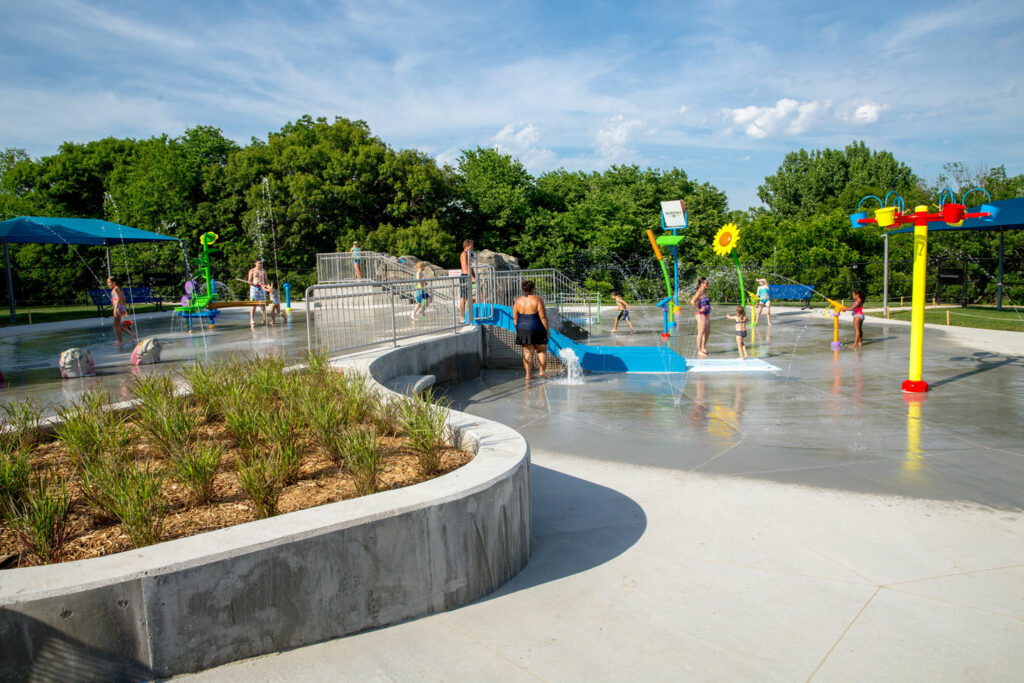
[758,141,920,220]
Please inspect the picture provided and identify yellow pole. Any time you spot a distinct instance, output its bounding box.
[903,220,929,392]
[833,313,839,343]
[904,397,924,472]
[946,310,950,326]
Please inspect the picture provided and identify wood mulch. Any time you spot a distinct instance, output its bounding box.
[0,419,473,569]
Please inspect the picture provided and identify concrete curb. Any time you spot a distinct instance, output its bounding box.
[0,327,531,679]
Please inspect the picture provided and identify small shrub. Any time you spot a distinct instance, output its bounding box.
[304,349,331,379]
[273,441,303,486]
[79,461,167,547]
[2,398,46,448]
[9,475,73,564]
[337,428,384,495]
[0,447,32,520]
[368,394,404,437]
[400,391,451,475]
[170,443,222,505]
[308,395,341,448]
[224,402,262,455]
[54,403,102,463]
[237,453,284,518]
[132,374,196,458]
[182,362,223,421]
[340,371,375,425]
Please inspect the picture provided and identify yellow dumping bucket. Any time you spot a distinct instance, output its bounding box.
[875,207,896,227]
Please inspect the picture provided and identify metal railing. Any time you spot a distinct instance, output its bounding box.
[476,268,600,333]
[316,251,421,284]
[306,275,465,353]
[307,261,605,360]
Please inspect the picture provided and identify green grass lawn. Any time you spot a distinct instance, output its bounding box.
[885,306,1024,332]
[0,303,166,327]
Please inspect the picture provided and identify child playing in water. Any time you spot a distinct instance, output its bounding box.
[610,291,635,333]
[266,282,287,324]
[850,289,865,348]
[410,261,432,322]
[725,305,748,359]
[107,276,136,345]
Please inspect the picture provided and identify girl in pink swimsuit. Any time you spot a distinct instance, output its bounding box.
[850,290,865,348]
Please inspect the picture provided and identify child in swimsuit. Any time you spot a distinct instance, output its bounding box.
[107,276,135,345]
[410,261,432,322]
[726,306,748,359]
[266,282,287,324]
[754,278,772,326]
[850,290,865,348]
[610,291,635,333]
[690,277,711,357]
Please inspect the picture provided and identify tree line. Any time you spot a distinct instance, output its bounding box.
[1,115,1021,306]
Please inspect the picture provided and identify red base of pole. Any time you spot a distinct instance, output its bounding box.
[901,379,929,393]
[660,333,670,339]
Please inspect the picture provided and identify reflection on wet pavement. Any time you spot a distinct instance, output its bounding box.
[446,309,1024,509]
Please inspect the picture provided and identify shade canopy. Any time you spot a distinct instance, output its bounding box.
[886,198,1024,235]
[0,216,179,245]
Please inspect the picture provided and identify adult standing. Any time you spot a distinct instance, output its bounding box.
[351,241,362,280]
[690,277,711,358]
[459,239,475,323]
[247,258,269,325]
[513,280,549,380]
[754,278,772,326]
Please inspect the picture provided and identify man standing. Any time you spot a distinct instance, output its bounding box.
[247,258,268,325]
[459,239,475,323]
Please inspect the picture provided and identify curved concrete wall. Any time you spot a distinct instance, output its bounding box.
[0,327,530,680]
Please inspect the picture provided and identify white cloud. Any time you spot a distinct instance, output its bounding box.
[434,148,461,169]
[728,99,800,139]
[853,103,883,124]
[678,105,689,114]
[595,115,644,161]
[491,123,556,169]
[726,98,884,138]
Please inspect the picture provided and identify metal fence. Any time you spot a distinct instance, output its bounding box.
[305,275,465,353]
[315,251,419,284]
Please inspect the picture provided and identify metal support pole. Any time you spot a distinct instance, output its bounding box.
[390,286,397,346]
[106,247,112,278]
[4,240,16,324]
[962,255,967,308]
[882,234,889,316]
[996,228,1005,310]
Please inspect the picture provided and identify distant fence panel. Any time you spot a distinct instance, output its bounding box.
[306,276,462,354]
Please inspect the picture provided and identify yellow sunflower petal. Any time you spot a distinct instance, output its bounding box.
[712,223,741,256]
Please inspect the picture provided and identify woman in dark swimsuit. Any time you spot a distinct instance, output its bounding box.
[690,277,711,357]
[514,280,550,379]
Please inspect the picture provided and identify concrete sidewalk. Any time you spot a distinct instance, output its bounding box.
[180,311,1023,681]
[184,449,1023,681]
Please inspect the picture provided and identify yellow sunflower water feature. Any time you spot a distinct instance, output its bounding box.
[712,223,753,328]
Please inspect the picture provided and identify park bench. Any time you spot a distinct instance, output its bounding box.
[766,284,815,309]
[87,286,165,316]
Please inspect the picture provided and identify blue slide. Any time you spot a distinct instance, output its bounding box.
[473,304,688,373]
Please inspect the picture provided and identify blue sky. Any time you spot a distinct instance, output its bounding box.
[2,0,1023,209]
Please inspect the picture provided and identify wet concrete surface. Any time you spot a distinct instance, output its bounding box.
[0,308,309,413]
[446,307,1024,509]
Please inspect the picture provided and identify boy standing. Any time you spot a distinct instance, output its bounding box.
[610,291,636,333]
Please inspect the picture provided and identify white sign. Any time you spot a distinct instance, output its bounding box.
[661,199,687,228]
[447,269,463,278]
